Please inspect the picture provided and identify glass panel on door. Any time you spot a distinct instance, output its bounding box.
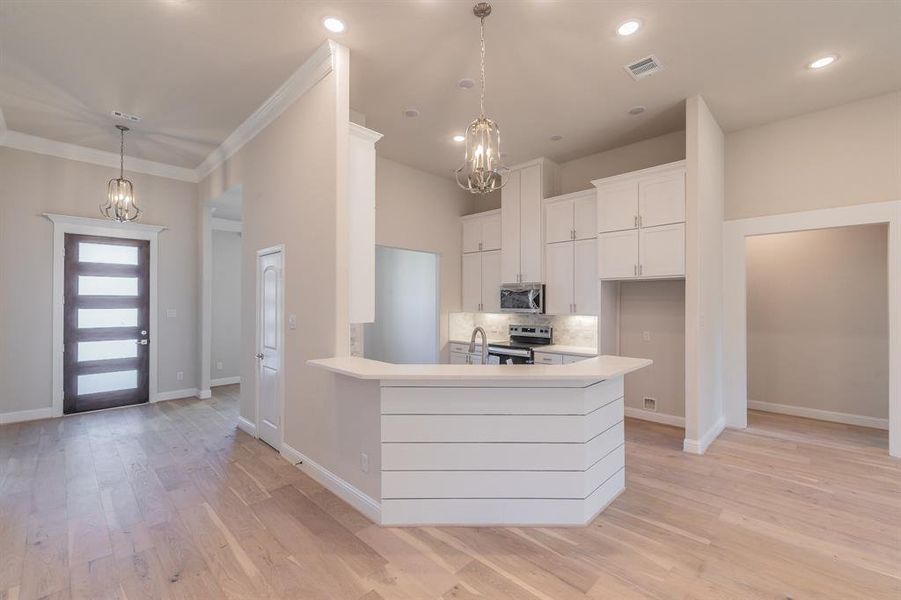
[77,340,138,362]
[78,242,139,265]
[77,370,138,395]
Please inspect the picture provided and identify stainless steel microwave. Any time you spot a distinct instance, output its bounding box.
[500,283,545,314]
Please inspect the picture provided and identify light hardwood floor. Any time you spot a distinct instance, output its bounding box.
[1,386,898,599]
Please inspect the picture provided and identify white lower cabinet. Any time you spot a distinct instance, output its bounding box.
[563,355,586,364]
[533,352,563,365]
[598,223,684,280]
[450,351,482,365]
[462,250,502,312]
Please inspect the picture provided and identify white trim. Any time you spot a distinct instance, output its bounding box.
[683,416,725,454]
[723,200,901,458]
[349,122,383,144]
[211,376,242,387]
[624,407,686,428]
[154,388,200,402]
[197,389,212,400]
[237,416,257,436]
[0,407,53,425]
[195,41,335,180]
[255,245,286,451]
[460,207,501,221]
[211,217,242,232]
[46,213,164,417]
[591,159,687,188]
[749,400,889,431]
[543,188,597,206]
[280,442,381,524]
[2,130,197,182]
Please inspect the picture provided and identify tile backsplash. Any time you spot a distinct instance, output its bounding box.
[449,313,597,349]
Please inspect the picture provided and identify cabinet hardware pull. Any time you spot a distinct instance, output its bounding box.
[639,264,643,275]
[639,215,643,227]
[573,303,577,313]
[634,264,637,276]
[634,215,638,228]
[479,242,483,250]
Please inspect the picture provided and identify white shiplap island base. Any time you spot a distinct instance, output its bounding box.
[308,355,651,526]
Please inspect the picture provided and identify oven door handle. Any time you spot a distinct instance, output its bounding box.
[488,346,532,358]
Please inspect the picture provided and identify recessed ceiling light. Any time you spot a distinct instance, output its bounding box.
[458,78,476,89]
[549,135,563,142]
[322,17,345,33]
[808,55,837,69]
[453,134,466,143]
[403,108,420,118]
[617,20,641,36]
[628,105,646,115]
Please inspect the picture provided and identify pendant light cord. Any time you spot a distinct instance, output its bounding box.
[119,128,125,179]
[479,15,486,117]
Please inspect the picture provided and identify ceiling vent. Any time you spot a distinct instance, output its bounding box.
[624,55,663,80]
[111,110,142,123]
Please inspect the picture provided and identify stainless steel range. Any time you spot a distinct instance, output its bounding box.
[487,324,553,365]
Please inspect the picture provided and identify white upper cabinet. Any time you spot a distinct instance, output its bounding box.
[573,194,597,241]
[348,123,383,324]
[544,242,574,315]
[502,158,559,284]
[542,190,598,315]
[573,238,597,315]
[544,200,574,244]
[461,209,502,253]
[593,161,686,280]
[462,252,482,312]
[543,190,596,243]
[639,171,686,228]
[480,250,502,313]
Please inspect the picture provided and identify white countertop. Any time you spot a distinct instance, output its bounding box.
[449,339,597,357]
[308,355,651,387]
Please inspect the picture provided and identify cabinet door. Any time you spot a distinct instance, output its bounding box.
[481,212,502,251]
[533,352,563,365]
[449,352,468,365]
[639,223,685,278]
[462,218,482,253]
[597,230,639,280]
[573,238,597,315]
[501,169,522,283]
[639,171,685,228]
[480,250,502,313]
[544,242,573,315]
[597,181,639,233]
[544,199,573,244]
[563,355,587,364]
[462,253,482,311]
[519,164,543,283]
[573,193,597,241]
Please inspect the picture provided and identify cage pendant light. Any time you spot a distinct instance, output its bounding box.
[455,2,508,194]
[101,125,141,222]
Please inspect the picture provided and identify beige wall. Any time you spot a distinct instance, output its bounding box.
[559,130,687,194]
[747,225,889,419]
[619,281,686,418]
[211,229,241,381]
[684,96,725,445]
[0,147,199,414]
[725,91,901,220]
[374,156,474,362]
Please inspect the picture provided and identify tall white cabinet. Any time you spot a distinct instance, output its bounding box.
[594,161,686,280]
[348,123,383,323]
[543,190,597,315]
[461,210,503,313]
[501,158,559,284]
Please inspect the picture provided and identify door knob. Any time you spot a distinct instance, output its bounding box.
[136,339,148,345]
[256,353,264,359]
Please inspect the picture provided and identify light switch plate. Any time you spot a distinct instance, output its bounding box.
[166,308,177,318]
[642,331,651,341]
[288,314,297,330]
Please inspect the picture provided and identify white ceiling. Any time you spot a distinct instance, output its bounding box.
[1,1,899,178]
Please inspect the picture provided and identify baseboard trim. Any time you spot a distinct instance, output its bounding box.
[625,407,685,428]
[0,407,54,425]
[197,389,212,400]
[237,416,257,436]
[280,442,381,524]
[153,388,200,402]
[211,376,242,387]
[748,400,889,430]
[683,416,726,455]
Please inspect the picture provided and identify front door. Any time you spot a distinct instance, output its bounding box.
[63,234,150,414]
[256,248,283,449]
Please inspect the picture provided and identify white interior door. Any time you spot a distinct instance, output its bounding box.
[256,248,283,450]
[480,250,502,313]
[544,242,574,315]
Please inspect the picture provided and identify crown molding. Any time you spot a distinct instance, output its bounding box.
[349,122,383,144]
[43,212,167,233]
[0,130,198,182]
[211,217,242,232]
[194,40,336,181]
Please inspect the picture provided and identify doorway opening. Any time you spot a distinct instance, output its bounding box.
[744,224,889,448]
[363,245,439,364]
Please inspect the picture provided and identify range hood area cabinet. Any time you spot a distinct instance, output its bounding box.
[593,161,686,280]
[460,209,502,313]
[348,122,383,323]
[501,158,559,284]
[543,190,598,315]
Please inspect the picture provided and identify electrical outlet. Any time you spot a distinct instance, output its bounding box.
[216,361,223,371]
[176,371,184,381]
[642,331,651,342]
[360,452,369,473]
[643,397,657,411]
[288,314,297,330]
[166,308,177,318]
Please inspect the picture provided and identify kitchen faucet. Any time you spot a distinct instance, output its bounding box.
[468,327,489,365]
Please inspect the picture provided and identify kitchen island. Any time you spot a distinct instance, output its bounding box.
[308,355,651,526]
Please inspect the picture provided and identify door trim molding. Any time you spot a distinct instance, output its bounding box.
[254,245,286,451]
[45,213,165,417]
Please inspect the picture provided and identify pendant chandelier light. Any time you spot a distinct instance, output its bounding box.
[100,125,141,222]
[455,2,508,194]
